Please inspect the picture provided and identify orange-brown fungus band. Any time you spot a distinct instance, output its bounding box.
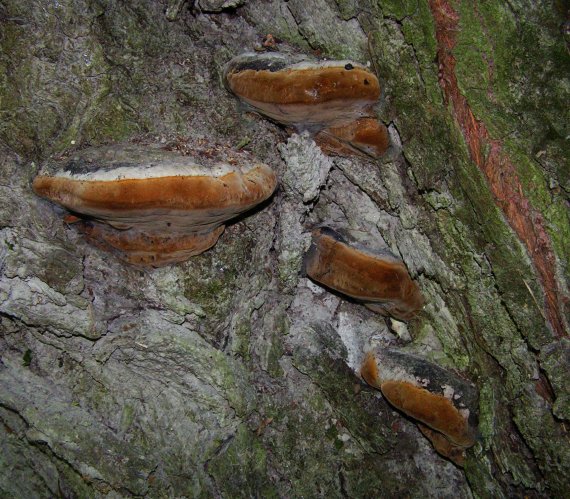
[33,168,274,213]
[227,66,380,105]
[304,228,424,320]
[418,424,466,467]
[380,380,475,448]
[315,118,390,159]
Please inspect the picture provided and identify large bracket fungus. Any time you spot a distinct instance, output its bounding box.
[360,348,479,466]
[303,227,425,321]
[33,143,277,266]
[224,52,389,159]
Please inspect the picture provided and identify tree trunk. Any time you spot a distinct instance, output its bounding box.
[1,0,568,496]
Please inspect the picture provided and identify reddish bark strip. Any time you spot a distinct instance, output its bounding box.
[429,0,567,338]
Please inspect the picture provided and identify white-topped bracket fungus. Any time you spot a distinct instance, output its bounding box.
[303,227,425,321]
[223,52,381,130]
[33,143,277,266]
[360,348,479,464]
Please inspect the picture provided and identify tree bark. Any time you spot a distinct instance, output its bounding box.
[0,0,568,497]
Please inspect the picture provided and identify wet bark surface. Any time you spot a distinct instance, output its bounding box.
[1,0,569,497]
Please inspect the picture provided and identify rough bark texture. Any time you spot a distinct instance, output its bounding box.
[1,0,569,497]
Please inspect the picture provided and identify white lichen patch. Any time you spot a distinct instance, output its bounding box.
[375,357,419,387]
[0,276,95,338]
[277,202,312,292]
[337,310,393,372]
[442,384,455,400]
[389,318,412,342]
[279,132,333,203]
[336,312,365,371]
[459,408,470,420]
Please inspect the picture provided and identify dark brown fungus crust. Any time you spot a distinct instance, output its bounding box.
[304,227,424,321]
[314,118,390,159]
[360,348,479,450]
[33,143,277,266]
[224,52,381,129]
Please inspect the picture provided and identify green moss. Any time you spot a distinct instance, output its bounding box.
[512,392,570,496]
[207,424,276,498]
[259,398,344,496]
[81,98,140,144]
[464,455,505,499]
[502,142,570,268]
[477,382,496,449]
[265,312,288,378]
[334,0,361,21]
[292,348,393,454]
[380,0,418,20]
[120,404,135,432]
[22,349,32,367]
[232,319,252,362]
[448,157,553,349]
[183,235,252,341]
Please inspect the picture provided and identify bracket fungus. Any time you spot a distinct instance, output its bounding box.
[33,143,277,266]
[314,118,390,159]
[224,52,388,159]
[303,227,425,321]
[360,348,479,465]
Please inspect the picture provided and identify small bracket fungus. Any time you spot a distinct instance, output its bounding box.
[314,118,390,159]
[33,143,277,266]
[360,348,479,465]
[417,423,467,467]
[303,227,425,321]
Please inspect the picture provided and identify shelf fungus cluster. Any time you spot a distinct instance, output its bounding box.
[303,227,425,321]
[224,52,389,159]
[360,348,479,466]
[33,143,277,266]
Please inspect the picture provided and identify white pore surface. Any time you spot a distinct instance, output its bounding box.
[375,350,422,387]
[55,161,251,181]
[46,144,256,181]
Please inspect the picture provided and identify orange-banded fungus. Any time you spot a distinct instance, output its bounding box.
[303,227,424,321]
[417,423,466,467]
[314,118,390,159]
[224,53,381,129]
[33,143,277,266]
[360,349,478,450]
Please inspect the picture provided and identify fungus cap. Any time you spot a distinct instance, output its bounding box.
[315,118,390,159]
[224,52,381,128]
[304,227,424,320]
[360,349,478,448]
[33,143,277,266]
[418,423,466,467]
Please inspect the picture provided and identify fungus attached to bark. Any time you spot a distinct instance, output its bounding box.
[417,423,466,467]
[314,118,390,159]
[33,143,277,266]
[303,227,424,321]
[360,349,479,459]
[224,52,381,129]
